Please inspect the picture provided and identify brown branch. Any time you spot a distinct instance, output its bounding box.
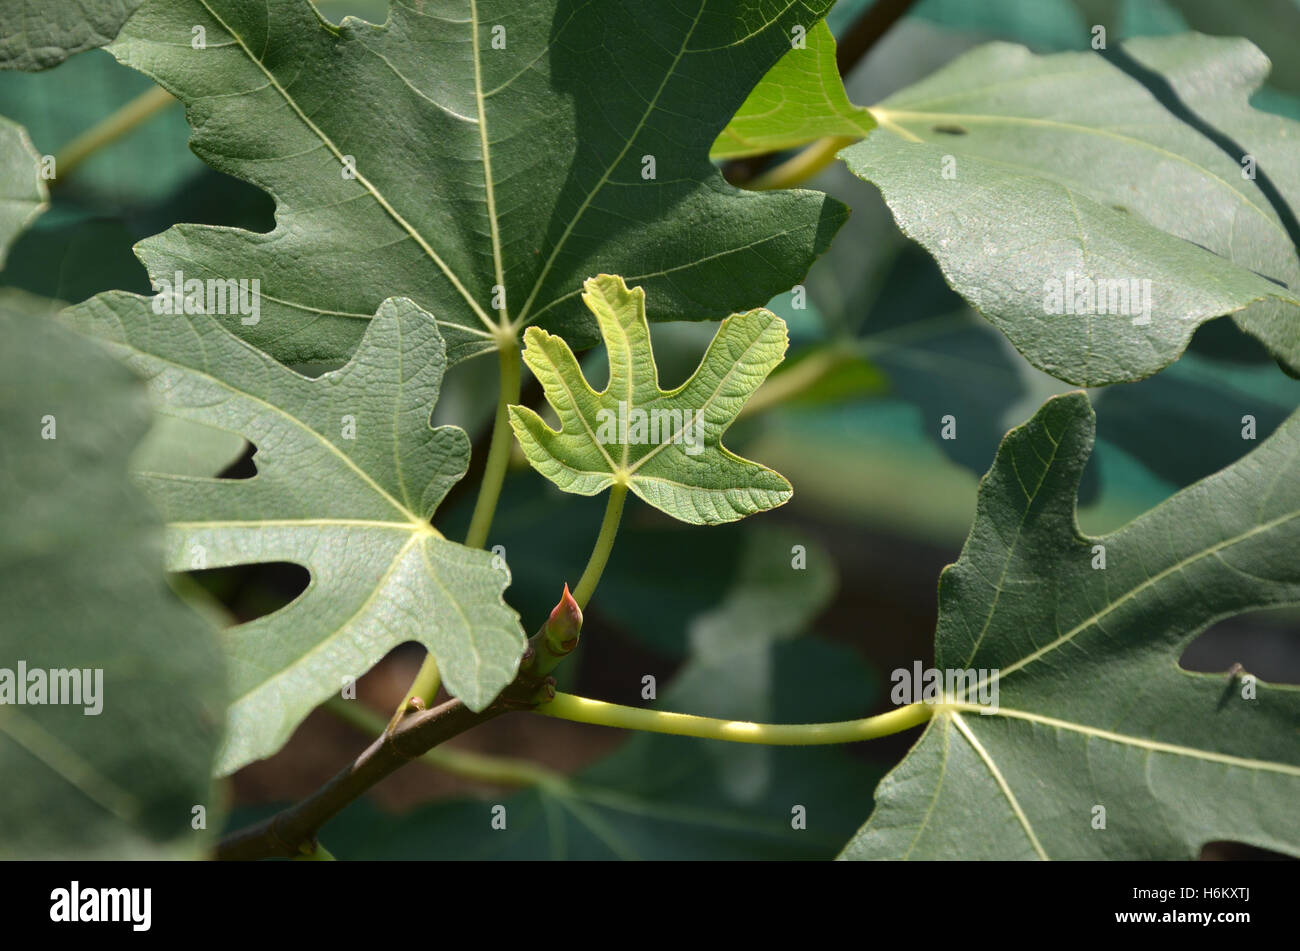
[215,675,543,861]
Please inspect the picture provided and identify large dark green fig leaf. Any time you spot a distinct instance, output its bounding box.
[101,0,847,365]
[843,392,1300,860]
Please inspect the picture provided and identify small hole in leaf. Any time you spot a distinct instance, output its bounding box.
[217,441,257,479]
[179,562,310,624]
[1180,608,1299,685]
[932,124,967,135]
[1199,841,1293,860]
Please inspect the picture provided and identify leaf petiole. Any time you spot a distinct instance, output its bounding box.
[52,85,177,185]
[465,337,522,550]
[535,691,934,744]
[572,482,628,610]
[745,135,860,191]
[388,656,440,732]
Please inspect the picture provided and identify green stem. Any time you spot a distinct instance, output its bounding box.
[325,697,565,789]
[52,85,176,185]
[536,692,934,744]
[572,482,627,610]
[390,655,442,730]
[410,656,441,702]
[746,135,859,191]
[523,485,626,679]
[465,341,522,550]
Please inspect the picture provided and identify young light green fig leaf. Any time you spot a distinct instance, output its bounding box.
[99,0,847,366]
[0,289,225,857]
[509,275,792,526]
[63,292,525,776]
[842,392,1300,860]
[711,19,875,160]
[843,35,1300,386]
[0,0,144,70]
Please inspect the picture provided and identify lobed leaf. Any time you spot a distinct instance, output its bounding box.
[843,392,1300,860]
[102,0,848,365]
[64,292,525,775]
[509,274,792,525]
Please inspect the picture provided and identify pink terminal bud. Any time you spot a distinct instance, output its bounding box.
[544,584,583,653]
